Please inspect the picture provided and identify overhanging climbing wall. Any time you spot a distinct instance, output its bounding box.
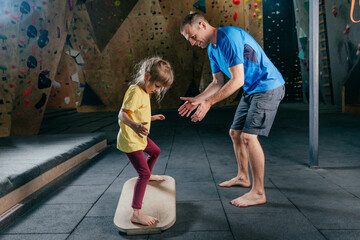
[0,0,75,136]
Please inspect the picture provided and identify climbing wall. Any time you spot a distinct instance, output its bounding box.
[0,0,264,136]
[293,0,360,108]
[0,0,75,136]
[48,4,102,111]
[263,0,302,103]
[51,0,263,112]
[323,0,360,107]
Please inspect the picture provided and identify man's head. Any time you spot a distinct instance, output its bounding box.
[180,12,214,49]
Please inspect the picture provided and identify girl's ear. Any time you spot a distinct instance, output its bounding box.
[144,72,151,81]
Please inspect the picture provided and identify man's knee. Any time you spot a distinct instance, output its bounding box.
[241,133,258,145]
[229,129,242,143]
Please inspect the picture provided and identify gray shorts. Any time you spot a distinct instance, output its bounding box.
[230,85,285,136]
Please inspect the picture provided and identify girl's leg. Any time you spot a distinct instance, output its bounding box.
[126,150,158,226]
[126,150,151,209]
[144,137,161,171]
[144,137,163,181]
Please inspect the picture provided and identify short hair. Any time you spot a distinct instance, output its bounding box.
[180,12,208,33]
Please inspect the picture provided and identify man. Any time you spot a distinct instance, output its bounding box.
[179,12,285,207]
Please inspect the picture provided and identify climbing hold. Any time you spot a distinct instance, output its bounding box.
[332,6,337,17]
[24,89,32,97]
[343,24,350,34]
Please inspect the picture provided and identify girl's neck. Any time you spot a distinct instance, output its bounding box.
[137,83,148,94]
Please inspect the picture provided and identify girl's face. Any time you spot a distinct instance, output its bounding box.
[144,74,164,94]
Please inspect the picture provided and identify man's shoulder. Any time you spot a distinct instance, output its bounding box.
[217,27,244,44]
[218,26,243,35]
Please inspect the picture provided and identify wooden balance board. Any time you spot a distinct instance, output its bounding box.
[114,175,176,235]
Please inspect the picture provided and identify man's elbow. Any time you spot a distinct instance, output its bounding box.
[233,77,244,89]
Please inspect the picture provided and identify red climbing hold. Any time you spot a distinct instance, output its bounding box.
[24,89,32,97]
[233,11,238,21]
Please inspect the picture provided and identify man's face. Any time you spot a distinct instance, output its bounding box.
[182,22,210,49]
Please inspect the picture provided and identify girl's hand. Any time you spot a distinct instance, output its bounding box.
[132,122,149,138]
[151,114,165,121]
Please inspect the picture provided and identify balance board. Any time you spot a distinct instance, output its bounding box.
[114,175,176,235]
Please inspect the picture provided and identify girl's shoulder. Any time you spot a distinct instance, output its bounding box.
[127,84,140,93]
[126,84,147,98]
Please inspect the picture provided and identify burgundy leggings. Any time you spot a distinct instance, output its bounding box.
[126,137,161,209]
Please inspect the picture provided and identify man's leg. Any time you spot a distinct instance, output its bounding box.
[219,129,250,187]
[230,132,266,207]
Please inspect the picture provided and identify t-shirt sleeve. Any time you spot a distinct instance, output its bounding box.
[218,29,244,67]
[122,86,139,113]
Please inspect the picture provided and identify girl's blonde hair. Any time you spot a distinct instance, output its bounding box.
[132,57,174,102]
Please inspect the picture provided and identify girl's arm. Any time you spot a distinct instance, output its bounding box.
[118,109,149,138]
[151,114,165,121]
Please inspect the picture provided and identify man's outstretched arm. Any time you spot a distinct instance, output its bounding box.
[191,63,245,122]
[178,72,225,117]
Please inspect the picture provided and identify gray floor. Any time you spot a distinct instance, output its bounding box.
[1,103,360,240]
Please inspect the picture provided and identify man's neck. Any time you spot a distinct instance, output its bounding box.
[210,27,218,46]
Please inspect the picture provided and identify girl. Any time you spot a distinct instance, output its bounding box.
[117,57,174,226]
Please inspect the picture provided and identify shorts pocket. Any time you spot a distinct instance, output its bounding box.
[256,101,277,110]
[250,102,277,129]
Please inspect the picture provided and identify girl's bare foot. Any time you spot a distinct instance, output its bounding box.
[230,191,266,207]
[131,209,158,226]
[149,175,165,181]
[219,176,251,187]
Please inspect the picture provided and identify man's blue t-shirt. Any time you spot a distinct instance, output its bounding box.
[207,27,285,94]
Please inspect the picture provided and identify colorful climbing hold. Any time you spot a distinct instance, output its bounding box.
[233,11,238,21]
[332,6,337,17]
[24,89,32,97]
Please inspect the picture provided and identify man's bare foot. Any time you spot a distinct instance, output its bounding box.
[230,191,266,207]
[219,176,250,188]
[131,210,158,226]
[149,175,165,181]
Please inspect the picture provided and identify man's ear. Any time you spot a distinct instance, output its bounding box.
[199,21,207,30]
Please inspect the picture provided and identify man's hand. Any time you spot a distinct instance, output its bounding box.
[152,114,165,121]
[191,99,212,122]
[178,97,199,117]
[132,122,149,138]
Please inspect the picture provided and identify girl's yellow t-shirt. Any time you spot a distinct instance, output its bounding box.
[117,84,151,153]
